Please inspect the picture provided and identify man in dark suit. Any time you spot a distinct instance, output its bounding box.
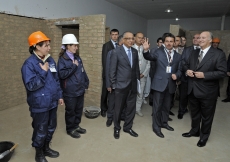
[182,31,227,147]
[101,29,119,117]
[178,33,200,119]
[105,35,125,127]
[110,31,140,139]
[222,54,230,102]
[142,33,182,138]
[149,37,163,106]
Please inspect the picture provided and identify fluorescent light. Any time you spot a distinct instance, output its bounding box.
[165,6,173,13]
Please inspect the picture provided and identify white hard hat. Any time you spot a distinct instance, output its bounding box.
[62,34,79,44]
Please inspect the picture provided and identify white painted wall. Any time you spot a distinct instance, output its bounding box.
[0,0,147,35]
[147,17,230,47]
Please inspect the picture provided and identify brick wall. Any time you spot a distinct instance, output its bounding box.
[0,13,50,111]
[79,15,106,107]
[0,13,106,111]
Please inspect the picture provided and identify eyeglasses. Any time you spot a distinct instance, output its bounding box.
[123,38,134,41]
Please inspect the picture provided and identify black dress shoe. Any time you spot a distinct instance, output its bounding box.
[154,131,164,138]
[182,132,200,137]
[101,110,106,117]
[123,129,138,137]
[75,126,86,134]
[67,130,81,138]
[162,125,174,131]
[169,111,175,116]
[222,97,230,102]
[106,119,112,127]
[197,140,207,147]
[149,102,153,106]
[114,129,120,139]
[178,114,183,119]
[168,117,173,121]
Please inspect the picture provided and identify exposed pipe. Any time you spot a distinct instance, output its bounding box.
[221,15,225,30]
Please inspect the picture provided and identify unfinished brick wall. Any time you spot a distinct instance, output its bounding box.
[79,15,106,107]
[0,13,105,111]
[0,13,50,110]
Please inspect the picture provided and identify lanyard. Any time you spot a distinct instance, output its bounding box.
[164,48,172,64]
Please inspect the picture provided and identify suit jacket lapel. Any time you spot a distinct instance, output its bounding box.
[121,46,131,66]
[197,47,214,69]
[109,40,115,49]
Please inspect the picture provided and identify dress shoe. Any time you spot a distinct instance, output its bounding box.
[149,102,153,106]
[154,131,164,138]
[168,117,173,121]
[114,129,120,139]
[75,126,86,134]
[162,125,174,131]
[169,111,175,116]
[101,110,106,117]
[106,119,112,127]
[136,110,143,117]
[67,130,81,138]
[178,114,183,119]
[182,132,200,138]
[222,97,230,102]
[197,140,207,147]
[123,129,138,137]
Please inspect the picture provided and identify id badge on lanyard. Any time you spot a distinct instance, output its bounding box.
[166,66,171,73]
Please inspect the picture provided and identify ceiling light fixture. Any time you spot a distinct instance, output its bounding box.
[165,6,173,13]
[175,17,180,21]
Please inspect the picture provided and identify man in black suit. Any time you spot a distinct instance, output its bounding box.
[222,54,230,102]
[142,33,182,138]
[110,32,140,139]
[101,29,119,117]
[182,31,227,147]
[178,33,200,119]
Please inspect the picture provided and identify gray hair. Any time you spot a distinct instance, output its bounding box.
[118,35,123,43]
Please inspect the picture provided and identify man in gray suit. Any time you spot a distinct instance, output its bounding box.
[110,32,140,139]
[143,33,182,138]
[132,32,150,117]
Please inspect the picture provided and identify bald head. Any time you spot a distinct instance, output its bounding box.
[199,31,213,50]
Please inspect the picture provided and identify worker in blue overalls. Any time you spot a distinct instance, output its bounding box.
[57,34,89,138]
[21,31,64,162]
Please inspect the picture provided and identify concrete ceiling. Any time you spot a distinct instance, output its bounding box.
[105,0,230,19]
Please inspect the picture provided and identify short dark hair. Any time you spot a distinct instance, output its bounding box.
[162,33,175,42]
[181,36,186,39]
[110,29,119,34]
[157,37,162,43]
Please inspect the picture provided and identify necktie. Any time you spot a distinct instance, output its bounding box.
[127,49,132,67]
[167,50,172,63]
[197,50,203,68]
[115,43,118,48]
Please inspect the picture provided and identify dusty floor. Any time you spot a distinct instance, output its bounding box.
[0,97,230,162]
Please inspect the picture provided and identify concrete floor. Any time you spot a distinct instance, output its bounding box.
[0,97,230,162]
